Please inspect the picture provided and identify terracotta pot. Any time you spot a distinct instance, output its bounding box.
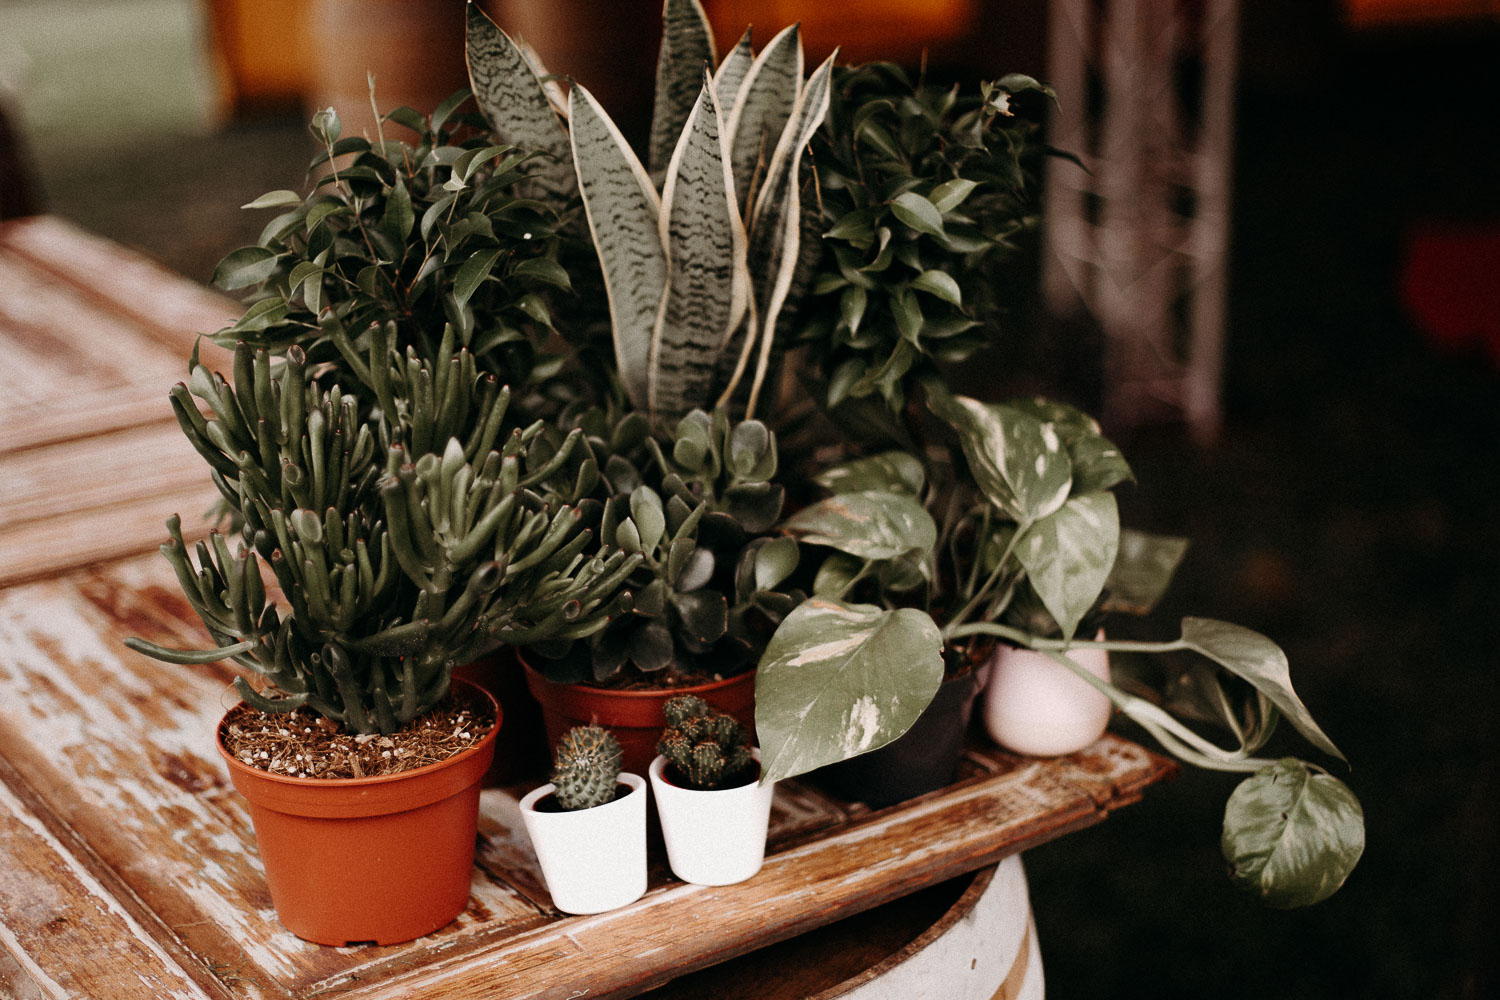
[216,679,500,946]
[521,657,757,777]
[812,669,983,809]
[982,634,1112,756]
[649,751,774,886]
[519,773,648,914]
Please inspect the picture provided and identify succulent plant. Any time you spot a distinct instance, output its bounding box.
[466,0,836,424]
[551,725,624,810]
[657,696,756,790]
[126,338,641,734]
[526,407,802,685]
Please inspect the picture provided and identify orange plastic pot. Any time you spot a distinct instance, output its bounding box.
[216,679,500,946]
[521,657,755,777]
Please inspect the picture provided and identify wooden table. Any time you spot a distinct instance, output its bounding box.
[0,216,1175,999]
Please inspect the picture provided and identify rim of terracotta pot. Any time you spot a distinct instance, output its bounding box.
[216,677,501,818]
[518,653,755,728]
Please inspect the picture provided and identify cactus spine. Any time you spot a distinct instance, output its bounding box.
[656,696,756,790]
[552,726,625,810]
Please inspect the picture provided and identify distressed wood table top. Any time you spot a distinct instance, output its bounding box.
[0,217,1176,999]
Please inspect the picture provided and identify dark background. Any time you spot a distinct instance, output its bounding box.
[5,0,1497,995]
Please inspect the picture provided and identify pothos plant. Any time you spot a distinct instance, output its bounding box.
[744,68,1364,906]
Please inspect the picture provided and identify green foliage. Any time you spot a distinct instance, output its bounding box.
[797,65,1050,414]
[552,725,625,810]
[213,96,599,412]
[657,695,756,789]
[126,341,640,734]
[528,407,801,685]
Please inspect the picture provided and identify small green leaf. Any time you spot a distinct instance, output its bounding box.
[629,486,666,554]
[1222,759,1364,908]
[840,285,868,333]
[1013,491,1119,641]
[753,536,799,592]
[310,106,342,144]
[756,599,945,783]
[891,288,924,344]
[241,190,303,211]
[910,269,963,307]
[812,551,862,598]
[784,490,937,563]
[512,256,572,291]
[452,249,503,309]
[890,191,945,237]
[930,178,979,214]
[1103,530,1189,615]
[232,297,288,332]
[382,177,414,243]
[212,246,280,291]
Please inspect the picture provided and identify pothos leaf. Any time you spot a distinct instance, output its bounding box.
[1013,491,1119,641]
[1222,758,1364,908]
[784,490,937,562]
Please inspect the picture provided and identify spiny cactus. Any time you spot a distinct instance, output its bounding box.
[526,407,802,685]
[656,695,756,790]
[126,339,641,735]
[551,725,625,810]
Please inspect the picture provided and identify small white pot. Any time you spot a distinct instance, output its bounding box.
[982,634,1112,756]
[518,772,647,914]
[648,751,775,886]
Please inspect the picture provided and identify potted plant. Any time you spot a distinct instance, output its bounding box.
[519,725,648,914]
[123,97,644,944]
[648,695,775,886]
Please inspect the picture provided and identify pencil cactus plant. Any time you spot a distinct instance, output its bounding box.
[126,338,641,734]
[466,0,836,423]
[551,725,625,810]
[657,695,756,790]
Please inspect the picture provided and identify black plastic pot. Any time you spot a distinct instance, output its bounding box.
[812,668,983,809]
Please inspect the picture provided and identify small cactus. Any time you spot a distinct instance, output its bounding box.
[656,696,756,790]
[552,726,625,810]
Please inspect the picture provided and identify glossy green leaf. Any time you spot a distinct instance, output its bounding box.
[929,392,1073,524]
[1180,618,1347,763]
[753,536,799,591]
[813,451,925,497]
[1103,530,1189,615]
[910,269,963,307]
[890,191,945,237]
[930,178,979,214]
[1014,491,1119,640]
[1222,759,1364,908]
[756,599,945,783]
[382,177,414,243]
[241,190,303,211]
[213,246,280,291]
[784,490,936,562]
[452,249,502,309]
[512,256,573,291]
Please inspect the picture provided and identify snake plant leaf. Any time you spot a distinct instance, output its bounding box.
[733,50,836,416]
[929,392,1073,525]
[784,489,937,563]
[1013,491,1119,641]
[725,22,802,212]
[812,451,925,497]
[1180,617,1347,763]
[1222,758,1365,907]
[713,28,755,119]
[1103,529,1189,615]
[756,599,945,783]
[465,3,576,203]
[649,0,717,188]
[569,83,667,410]
[651,72,748,423]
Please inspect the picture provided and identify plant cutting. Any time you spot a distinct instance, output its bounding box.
[648,695,774,886]
[519,725,648,914]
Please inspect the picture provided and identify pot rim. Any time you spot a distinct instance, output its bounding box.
[518,651,753,702]
[518,771,647,815]
[215,676,501,791]
[647,749,767,794]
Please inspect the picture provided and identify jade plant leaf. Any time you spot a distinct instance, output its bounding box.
[1180,618,1347,763]
[1013,491,1119,640]
[1221,758,1365,908]
[929,392,1072,525]
[1103,529,1189,615]
[756,599,945,783]
[784,490,937,562]
[813,450,925,497]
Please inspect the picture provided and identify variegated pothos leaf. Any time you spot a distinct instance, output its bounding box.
[725,22,802,213]
[929,392,1074,525]
[649,0,717,188]
[651,72,748,423]
[569,84,667,410]
[1013,491,1119,640]
[464,4,575,204]
[756,599,946,784]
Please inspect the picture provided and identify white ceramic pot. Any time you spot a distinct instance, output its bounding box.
[982,634,1112,756]
[518,772,648,914]
[648,751,775,886]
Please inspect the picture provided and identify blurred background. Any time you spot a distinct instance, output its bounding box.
[1,0,1496,996]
